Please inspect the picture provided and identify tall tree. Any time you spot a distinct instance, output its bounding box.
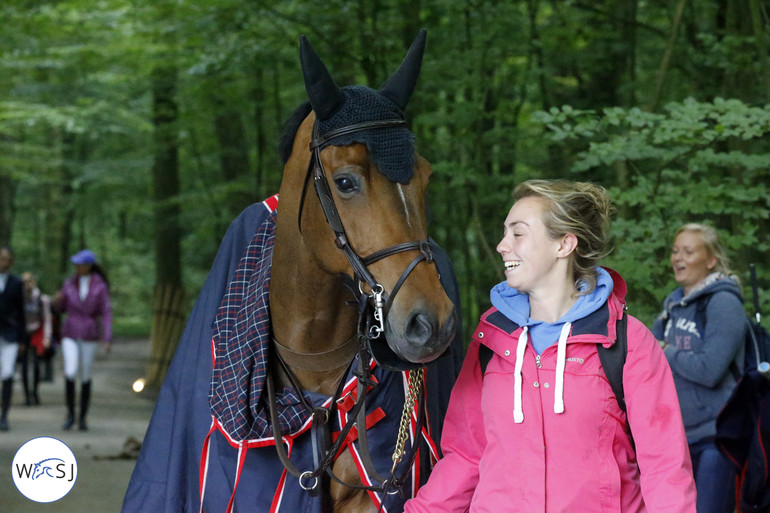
[151,65,182,289]
[0,168,15,246]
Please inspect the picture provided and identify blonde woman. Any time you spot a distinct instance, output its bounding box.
[21,272,53,406]
[652,223,746,513]
[405,180,696,513]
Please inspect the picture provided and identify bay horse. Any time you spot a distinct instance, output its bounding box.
[266,30,457,512]
[123,30,461,513]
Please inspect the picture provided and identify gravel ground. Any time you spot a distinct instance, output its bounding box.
[0,338,156,512]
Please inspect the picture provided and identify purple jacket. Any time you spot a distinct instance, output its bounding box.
[59,273,112,342]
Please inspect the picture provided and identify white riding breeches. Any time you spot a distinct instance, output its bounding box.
[0,338,18,380]
[62,337,99,383]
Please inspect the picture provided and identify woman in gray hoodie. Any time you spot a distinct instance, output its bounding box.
[652,223,746,513]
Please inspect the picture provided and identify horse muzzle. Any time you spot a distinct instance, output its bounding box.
[384,307,457,365]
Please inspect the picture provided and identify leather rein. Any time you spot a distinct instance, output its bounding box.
[266,118,433,499]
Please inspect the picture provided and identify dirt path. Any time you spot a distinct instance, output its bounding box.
[0,338,155,512]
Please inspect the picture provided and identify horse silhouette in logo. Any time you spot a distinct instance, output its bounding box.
[32,458,65,480]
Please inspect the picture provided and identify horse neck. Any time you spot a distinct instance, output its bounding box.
[269,223,359,356]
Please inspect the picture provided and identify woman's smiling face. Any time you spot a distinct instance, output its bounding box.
[496,196,563,295]
[671,230,717,293]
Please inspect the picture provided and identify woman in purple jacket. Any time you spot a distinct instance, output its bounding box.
[57,249,112,431]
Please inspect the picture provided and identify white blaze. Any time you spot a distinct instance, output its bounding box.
[397,184,411,227]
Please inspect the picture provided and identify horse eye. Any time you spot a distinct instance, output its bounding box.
[334,176,358,194]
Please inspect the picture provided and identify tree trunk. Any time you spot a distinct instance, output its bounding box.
[254,64,267,200]
[647,0,687,111]
[529,0,568,177]
[58,131,78,276]
[146,64,185,391]
[151,65,182,288]
[722,0,767,271]
[0,172,14,246]
[748,0,770,99]
[213,90,253,217]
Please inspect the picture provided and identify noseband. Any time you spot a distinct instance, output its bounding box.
[298,119,435,341]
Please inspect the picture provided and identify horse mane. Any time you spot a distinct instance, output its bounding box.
[278,100,312,164]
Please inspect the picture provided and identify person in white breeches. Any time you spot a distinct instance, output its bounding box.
[56,249,112,431]
[0,247,26,431]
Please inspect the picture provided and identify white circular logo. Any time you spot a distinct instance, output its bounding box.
[12,437,78,503]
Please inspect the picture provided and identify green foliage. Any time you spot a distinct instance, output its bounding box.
[3,0,770,343]
[532,98,770,323]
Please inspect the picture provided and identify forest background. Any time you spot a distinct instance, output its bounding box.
[1,0,769,371]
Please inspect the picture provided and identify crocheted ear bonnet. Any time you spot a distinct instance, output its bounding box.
[300,30,427,184]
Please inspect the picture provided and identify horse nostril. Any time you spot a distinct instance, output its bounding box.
[405,311,435,346]
[442,311,457,340]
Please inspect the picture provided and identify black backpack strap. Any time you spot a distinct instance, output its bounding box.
[479,344,494,375]
[695,294,710,331]
[696,292,742,381]
[662,293,711,331]
[597,312,628,413]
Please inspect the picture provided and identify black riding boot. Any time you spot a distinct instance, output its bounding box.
[0,378,13,430]
[21,350,32,405]
[43,355,53,382]
[31,354,40,405]
[79,381,91,431]
[62,379,76,430]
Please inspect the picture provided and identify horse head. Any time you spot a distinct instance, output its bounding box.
[273,31,456,368]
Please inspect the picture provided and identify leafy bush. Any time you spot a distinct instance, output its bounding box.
[533,98,770,324]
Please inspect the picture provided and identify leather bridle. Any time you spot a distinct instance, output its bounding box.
[267,117,435,501]
[298,119,435,338]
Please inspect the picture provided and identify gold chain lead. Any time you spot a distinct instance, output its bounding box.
[390,368,425,473]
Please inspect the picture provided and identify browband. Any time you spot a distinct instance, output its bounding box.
[309,119,407,150]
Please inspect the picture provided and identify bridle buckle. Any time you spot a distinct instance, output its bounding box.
[419,240,433,262]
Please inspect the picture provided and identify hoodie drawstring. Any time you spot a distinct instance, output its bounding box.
[554,322,571,414]
[513,327,529,423]
[513,322,572,423]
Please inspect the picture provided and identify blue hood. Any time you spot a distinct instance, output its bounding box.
[490,267,614,354]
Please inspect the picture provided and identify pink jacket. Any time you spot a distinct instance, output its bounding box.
[405,272,695,513]
[59,273,112,342]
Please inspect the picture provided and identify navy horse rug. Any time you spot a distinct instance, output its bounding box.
[123,196,463,512]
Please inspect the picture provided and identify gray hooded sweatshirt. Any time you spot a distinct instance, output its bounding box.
[651,273,746,444]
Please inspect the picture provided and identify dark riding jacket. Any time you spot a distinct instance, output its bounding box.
[0,273,25,343]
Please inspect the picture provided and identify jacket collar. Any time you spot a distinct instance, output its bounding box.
[482,266,627,342]
[485,302,611,338]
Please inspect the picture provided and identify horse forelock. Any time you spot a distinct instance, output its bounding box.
[279,86,417,184]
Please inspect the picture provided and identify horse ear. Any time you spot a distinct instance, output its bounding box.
[299,35,346,121]
[379,29,427,110]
